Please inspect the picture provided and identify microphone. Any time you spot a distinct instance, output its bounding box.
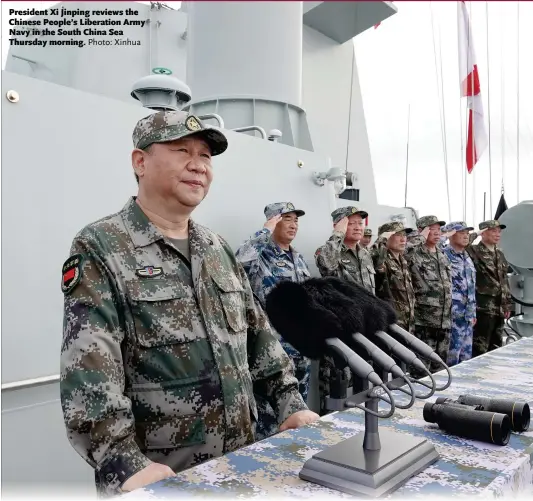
[264,281,395,418]
[324,338,382,387]
[266,277,437,398]
[371,331,436,398]
[349,333,417,409]
[310,277,441,393]
[388,324,452,391]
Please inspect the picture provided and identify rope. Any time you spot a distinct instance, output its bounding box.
[430,1,451,221]
[500,3,505,195]
[516,1,520,203]
[485,1,493,215]
[345,47,355,173]
[404,103,411,206]
[437,17,452,220]
[464,1,477,221]
[459,5,465,221]
[463,2,472,222]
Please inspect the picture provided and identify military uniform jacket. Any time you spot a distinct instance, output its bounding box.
[371,243,416,331]
[60,198,306,496]
[315,230,375,294]
[235,228,311,307]
[406,242,452,329]
[442,246,477,323]
[466,242,512,317]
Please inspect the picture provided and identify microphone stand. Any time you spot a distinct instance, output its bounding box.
[300,362,441,498]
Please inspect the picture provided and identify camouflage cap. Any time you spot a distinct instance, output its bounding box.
[442,221,474,233]
[378,221,414,236]
[417,215,446,229]
[479,219,507,230]
[331,206,368,224]
[264,202,305,220]
[132,110,228,155]
[363,229,373,237]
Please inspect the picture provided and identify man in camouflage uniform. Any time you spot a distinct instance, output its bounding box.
[406,215,452,373]
[466,220,513,357]
[59,110,318,497]
[361,228,373,248]
[315,206,375,292]
[440,222,477,366]
[314,206,375,414]
[371,221,416,333]
[235,202,311,440]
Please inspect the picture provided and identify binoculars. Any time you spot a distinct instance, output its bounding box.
[423,394,530,446]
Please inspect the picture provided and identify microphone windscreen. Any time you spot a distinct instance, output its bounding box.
[301,277,397,337]
[265,281,344,360]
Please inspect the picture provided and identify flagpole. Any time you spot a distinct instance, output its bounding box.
[404,103,411,207]
[486,1,493,215]
[516,1,520,204]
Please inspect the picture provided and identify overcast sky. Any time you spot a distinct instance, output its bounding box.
[3,1,532,226]
[353,1,533,224]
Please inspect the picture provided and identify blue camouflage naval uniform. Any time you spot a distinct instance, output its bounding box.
[235,202,311,440]
[441,222,477,366]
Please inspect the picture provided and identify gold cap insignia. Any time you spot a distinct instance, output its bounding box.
[287,203,294,210]
[351,207,357,214]
[185,116,202,132]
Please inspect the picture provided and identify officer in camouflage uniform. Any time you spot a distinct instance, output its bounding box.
[371,221,416,333]
[361,228,373,248]
[440,222,477,366]
[235,202,311,440]
[59,110,318,497]
[314,206,375,414]
[315,206,375,292]
[405,215,452,372]
[466,220,513,357]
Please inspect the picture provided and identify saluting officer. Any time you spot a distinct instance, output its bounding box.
[371,221,416,333]
[236,202,311,439]
[315,206,375,293]
[314,206,375,414]
[405,215,453,372]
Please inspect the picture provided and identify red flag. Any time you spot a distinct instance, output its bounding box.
[458,1,488,173]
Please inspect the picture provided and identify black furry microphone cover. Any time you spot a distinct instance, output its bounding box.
[265,277,397,359]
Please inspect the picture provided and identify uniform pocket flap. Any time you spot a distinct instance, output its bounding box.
[210,272,247,333]
[138,414,206,451]
[210,271,244,293]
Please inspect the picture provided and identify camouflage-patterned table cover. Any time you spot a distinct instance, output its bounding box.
[125,338,533,499]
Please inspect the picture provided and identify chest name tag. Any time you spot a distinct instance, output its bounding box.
[341,259,351,264]
[276,261,287,267]
[136,266,163,278]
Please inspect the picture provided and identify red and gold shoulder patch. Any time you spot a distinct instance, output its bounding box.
[61,254,84,294]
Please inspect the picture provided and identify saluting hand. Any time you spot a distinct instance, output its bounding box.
[421,227,431,240]
[264,214,283,232]
[380,231,395,240]
[334,217,349,235]
[441,229,456,238]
